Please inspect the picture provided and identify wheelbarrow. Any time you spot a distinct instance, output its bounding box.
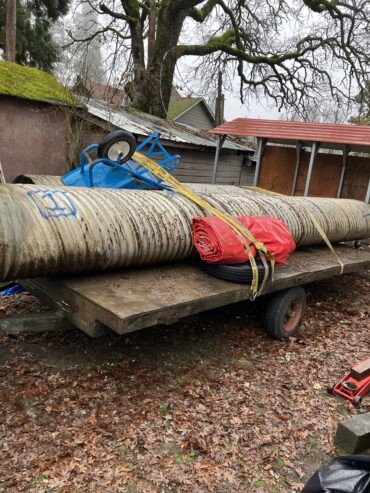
[62,130,181,190]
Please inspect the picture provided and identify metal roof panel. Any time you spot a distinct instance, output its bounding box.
[86,100,252,152]
[210,118,370,149]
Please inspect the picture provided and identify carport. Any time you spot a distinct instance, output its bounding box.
[210,119,370,201]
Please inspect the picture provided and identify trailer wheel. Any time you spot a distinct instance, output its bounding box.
[264,287,306,339]
[98,130,137,164]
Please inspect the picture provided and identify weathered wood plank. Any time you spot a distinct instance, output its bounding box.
[0,281,13,290]
[177,163,242,171]
[171,176,240,184]
[173,170,241,179]
[174,174,241,181]
[22,280,110,337]
[23,244,370,337]
[0,312,71,334]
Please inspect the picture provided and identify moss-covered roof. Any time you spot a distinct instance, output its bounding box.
[0,61,77,105]
[167,97,202,120]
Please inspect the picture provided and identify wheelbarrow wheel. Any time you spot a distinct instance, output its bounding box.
[98,130,137,164]
[353,395,362,407]
[264,286,306,339]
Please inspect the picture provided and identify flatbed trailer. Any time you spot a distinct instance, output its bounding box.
[2,242,366,340]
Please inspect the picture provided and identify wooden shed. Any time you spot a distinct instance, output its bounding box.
[77,99,255,186]
[0,61,77,182]
[211,118,370,201]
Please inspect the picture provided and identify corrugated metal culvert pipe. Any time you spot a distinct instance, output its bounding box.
[13,174,64,186]
[0,184,369,281]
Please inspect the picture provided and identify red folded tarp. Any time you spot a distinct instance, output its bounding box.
[192,216,296,265]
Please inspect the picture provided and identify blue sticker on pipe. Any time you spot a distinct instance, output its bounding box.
[27,190,78,219]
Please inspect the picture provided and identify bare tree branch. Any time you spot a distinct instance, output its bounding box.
[64,0,369,119]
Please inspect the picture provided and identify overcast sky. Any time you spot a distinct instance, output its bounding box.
[175,56,283,122]
[224,91,281,120]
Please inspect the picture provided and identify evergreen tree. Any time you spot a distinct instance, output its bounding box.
[0,0,70,71]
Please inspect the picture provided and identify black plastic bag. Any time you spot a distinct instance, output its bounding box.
[302,456,370,493]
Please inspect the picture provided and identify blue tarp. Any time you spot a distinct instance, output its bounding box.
[0,284,24,296]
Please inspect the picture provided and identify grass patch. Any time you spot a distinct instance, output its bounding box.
[275,458,285,469]
[31,475,46,487]
[237,357,254,367]
[255,479,267,488]
[308,436,317,446]
[174,454,196,465]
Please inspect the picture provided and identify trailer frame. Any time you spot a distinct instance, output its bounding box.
[1,243,366,339]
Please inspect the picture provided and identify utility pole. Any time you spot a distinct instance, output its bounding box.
[212,71,225,184]
[215,71,224,127]
[6,0,16,63]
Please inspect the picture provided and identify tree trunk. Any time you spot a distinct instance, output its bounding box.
[147,4,157,67]
[5,0,16,62]
[129,3,186,119]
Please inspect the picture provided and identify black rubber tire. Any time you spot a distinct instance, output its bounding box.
[264,286,306,339]
[353,395,362,407]
[327,383,335,395]
[353,240,362,249]
[97,130,137,164]
[201,261,267,284]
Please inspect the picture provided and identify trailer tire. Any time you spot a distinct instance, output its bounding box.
[200,261,267,284]
[264,287,306,339]
[98,130,137,164]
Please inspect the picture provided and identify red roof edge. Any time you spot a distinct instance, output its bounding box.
[209,118,370,147]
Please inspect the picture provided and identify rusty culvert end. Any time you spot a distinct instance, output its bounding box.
[0,184,369,281]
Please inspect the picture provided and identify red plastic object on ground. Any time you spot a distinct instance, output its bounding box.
[192,216,296,265]
[328,358,370,407]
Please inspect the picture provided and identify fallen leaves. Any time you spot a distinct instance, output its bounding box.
[0,292,47,315]
[0,271,369,492]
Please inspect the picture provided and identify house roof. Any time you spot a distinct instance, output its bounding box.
[168,97,215,123]
[73,77,126,105]
[210,118,370,153]
[73,80,214,125]
[167,97,202,120]
[0,61,76,106]
[86,99,251,152]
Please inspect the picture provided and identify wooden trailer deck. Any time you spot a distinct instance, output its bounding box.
[16,243,370,337]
